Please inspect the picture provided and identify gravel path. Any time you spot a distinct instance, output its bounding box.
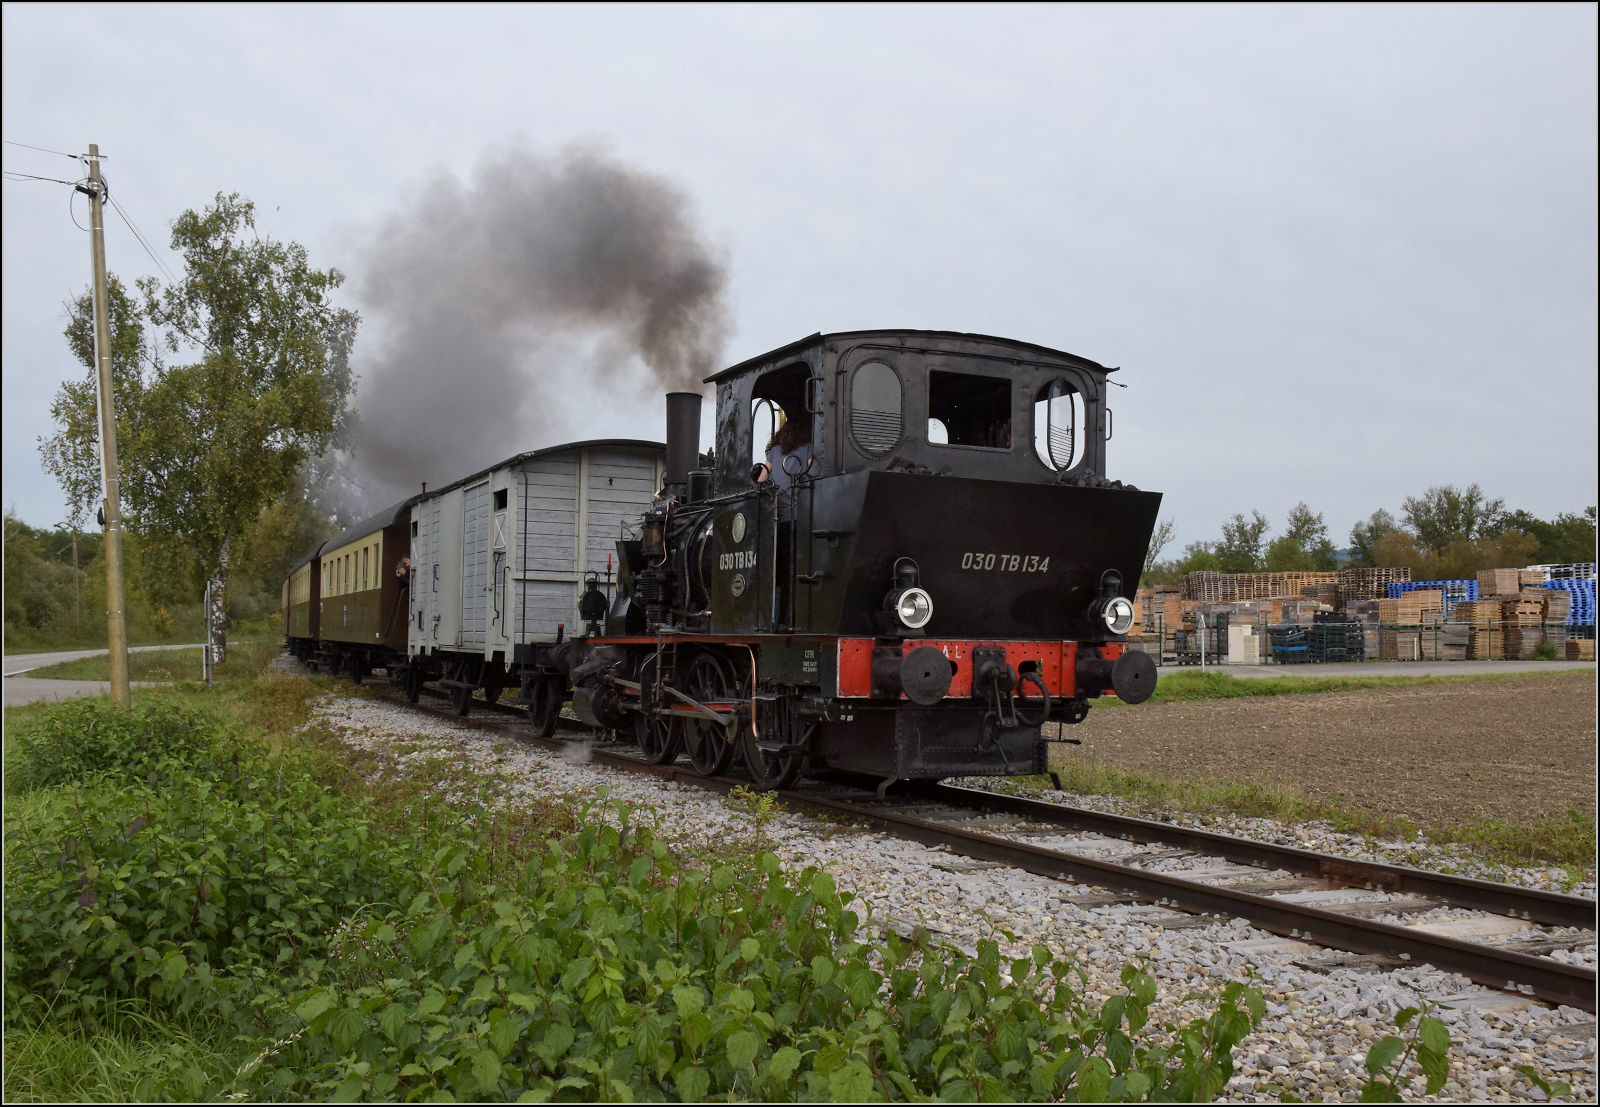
[309,693,1596,1103]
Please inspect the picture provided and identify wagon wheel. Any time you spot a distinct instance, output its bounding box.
[347,653,363,685]
[528,677,562,738]
[633,655,684,764]
[682,653,737,776]
[404,665,422,704]
[483,676,502,705]
[742,700,804,792]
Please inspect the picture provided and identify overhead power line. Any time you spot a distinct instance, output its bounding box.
[3,138,89,159]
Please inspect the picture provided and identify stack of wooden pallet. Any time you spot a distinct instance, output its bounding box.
[1450,599,1503,659]
[1440,622,1471,661]
[1338,567,1413,601]
[1477,568,1546,596]
[1567,639,1596,661]
[1182,572,1223,602]
[1539,588,1573,623]
[1500,595,1549,659]
[1136,586,1185,632]
[1376,589,1445,626]
[1379,628,1422,660]
[1299,583,1341,608]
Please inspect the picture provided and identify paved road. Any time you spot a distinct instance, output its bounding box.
[4,643,209,676]
[4,644,217,708]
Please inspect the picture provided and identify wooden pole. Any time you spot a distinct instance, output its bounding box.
[86,143,131,706]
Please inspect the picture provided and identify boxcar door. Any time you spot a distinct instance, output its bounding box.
[462,482,491,650]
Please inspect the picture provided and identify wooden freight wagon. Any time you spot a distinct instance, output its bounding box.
[407,439,666,708]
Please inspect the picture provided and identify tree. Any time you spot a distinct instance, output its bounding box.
[41,193,357,662]
[1143,518,1176,575]
[1216,511,1270,574]
[1496,507,1598,565]
[1348,509,1397,568]
[1402,484,1504,555]
[1265,502,1338,571]
[40,275,154,528]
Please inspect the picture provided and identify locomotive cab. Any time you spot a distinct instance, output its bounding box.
[700,331,1161,643]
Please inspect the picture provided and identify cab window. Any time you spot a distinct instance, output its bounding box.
[849,361,902,454]
[928,369,1010,449]
[1033,381,1082,470]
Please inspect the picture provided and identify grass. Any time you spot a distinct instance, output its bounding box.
[23,642,281,683]
[2,1002,236,1103]
[1033,755,1596,871]
[1096,666,1595,706]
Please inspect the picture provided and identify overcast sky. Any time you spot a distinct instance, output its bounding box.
[4,4,1595,551]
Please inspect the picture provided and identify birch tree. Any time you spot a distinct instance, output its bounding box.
[42,193,356,661]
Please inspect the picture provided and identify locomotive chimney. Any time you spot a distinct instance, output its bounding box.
[664,392,702,500]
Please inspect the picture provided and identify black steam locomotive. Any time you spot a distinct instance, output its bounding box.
[284,330,1161,792]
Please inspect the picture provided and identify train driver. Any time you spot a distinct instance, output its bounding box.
[753,410,813,522]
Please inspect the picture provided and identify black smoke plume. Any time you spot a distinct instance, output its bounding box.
[345,145,728,504]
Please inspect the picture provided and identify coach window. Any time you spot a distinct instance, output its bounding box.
[928,369,1011,449]
[849,361,902,455]
[1033,380,1082,471]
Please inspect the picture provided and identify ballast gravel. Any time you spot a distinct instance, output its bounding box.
[952,777,1598,901]
[308,693,1596,1103]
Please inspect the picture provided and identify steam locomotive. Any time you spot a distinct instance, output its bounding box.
[282,330,1162,791]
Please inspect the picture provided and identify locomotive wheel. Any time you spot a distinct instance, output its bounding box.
[683,654,737,776]
[634,656,683,764]
[742,723,802,792]
[528,678,562,738]
[635,712,683,765]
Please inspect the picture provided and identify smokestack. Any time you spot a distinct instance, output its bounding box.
[664,392,702,499]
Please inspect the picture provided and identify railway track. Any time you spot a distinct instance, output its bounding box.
[385,686,1598,1012]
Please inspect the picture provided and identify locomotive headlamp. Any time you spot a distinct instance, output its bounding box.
[1102,596,1135,635]
[884,556,933,631]
[895,587,934,630]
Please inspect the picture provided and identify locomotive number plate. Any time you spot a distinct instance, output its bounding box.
[961,553,1050,572]
[719,550,757,570]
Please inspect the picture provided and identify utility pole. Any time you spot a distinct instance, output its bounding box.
[85,143,131,706]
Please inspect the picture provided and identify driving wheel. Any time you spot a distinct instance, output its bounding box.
[634,655,684,764]
[528,677,562,738]
[683,653,737,776]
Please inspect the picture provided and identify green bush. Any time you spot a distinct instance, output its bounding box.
[3,734,436,1029]
[234,799,1264,1102]
[9,698,229,791]
[5,698,1276,1102]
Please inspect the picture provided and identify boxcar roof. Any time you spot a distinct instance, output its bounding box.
[286,439,666,575]
[419,438,667,500]
[703,330,1115,384]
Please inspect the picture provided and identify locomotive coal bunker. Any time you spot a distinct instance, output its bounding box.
[284,330,1163,793]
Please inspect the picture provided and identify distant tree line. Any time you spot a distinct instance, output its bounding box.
[1142,486,1597,586]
